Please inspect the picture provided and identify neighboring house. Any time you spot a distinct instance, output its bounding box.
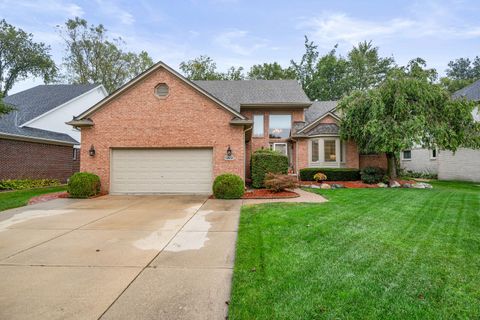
[68,61,384,194]
[400,79,480,182]
[0,84,108,182]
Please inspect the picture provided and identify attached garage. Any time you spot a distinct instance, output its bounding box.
[110,149,213,194]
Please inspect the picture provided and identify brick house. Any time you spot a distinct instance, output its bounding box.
[69,61,385,194]
[0,84,107,182]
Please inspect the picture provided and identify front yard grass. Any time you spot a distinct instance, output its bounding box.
[229,181,480,319]
[0,186,67,212]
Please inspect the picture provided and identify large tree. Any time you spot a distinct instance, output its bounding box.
[0,19,57,97]
[58,18,154,93]
[338,58,479,180]
[291,37,394,101]
[247,62,296,80]
[180,55,245,80]
[347,41,395,91]
[441,56,480,93]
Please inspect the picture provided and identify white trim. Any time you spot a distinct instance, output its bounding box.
[75,61,246,121]
[273,142,288,156]
[401,150,412,161]
[20,85,107,127]
[297,111,341,134]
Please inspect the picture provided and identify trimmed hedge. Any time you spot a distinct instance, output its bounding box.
[67,172,101,198]
[299,168,360,181]
[360,167,387,184]
[251,149,289,188]
[212,173,245,199]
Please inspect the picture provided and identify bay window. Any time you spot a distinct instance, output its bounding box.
[310,138,346,167]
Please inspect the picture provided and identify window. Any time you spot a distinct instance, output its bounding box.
[73,148,78,160]
[324,140,336,162]
[253,114,264,137]
[311,140,319,162]
[273,143,288,156]
[155,83,169,97]
[402,150,412,160]
[340,141,344,162]
[431,148,437,159]
[269,114,291,139]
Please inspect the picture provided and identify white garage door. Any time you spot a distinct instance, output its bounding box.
[111,149,213,194]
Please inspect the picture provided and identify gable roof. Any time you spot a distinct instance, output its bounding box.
[452,79,480,101]
[304,101,338,124]
[3,84,100,125]
[74,61,246,121]
[193,80,311,112]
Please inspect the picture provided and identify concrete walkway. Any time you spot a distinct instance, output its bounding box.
[242,188,327,205]
[0,195,242,320]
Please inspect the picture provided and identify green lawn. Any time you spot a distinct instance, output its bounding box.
[0,186,67,212]
[229,181,480,319]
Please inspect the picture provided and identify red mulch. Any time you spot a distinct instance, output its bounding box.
[301,180,415,189]
[28,191,69,205]
[242,189,299,199]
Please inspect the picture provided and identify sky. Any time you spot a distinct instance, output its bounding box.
[2,0,480,94]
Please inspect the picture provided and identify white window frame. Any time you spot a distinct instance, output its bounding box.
[268,113,292,139]
[430,148,437,160]
[308,137,345,167]
[401,150,412,160]
[273,143,288,156]
[253,114,264,137]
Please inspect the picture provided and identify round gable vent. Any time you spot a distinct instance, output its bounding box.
[155,83,169,97]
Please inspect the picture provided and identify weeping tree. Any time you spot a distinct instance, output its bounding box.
[338,58,480,179]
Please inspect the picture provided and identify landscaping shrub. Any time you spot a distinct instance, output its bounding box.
[67,172,101,198]
[400,169,438,180]
[251,149,288,188]
[264,173,298,192]
[313,172,327,182]
[212,173,245,199]
[360,167,388,184]
[0,178,61,191]
[299,168,360,181]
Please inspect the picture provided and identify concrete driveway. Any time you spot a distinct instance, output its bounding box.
[0,195,242,320]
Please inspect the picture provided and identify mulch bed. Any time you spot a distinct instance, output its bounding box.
[301,180,416,189]
[28,191,69,205]
[242,189,299,199]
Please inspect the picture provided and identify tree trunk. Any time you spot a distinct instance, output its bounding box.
[386,152,397,180]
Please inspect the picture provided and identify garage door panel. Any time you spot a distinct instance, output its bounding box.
[111,149,213,194]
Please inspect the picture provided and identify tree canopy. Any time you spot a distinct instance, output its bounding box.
[0,19,57,97]
[440,56,480,93]
[58,17,154,93]
[179,55,245,80]
[338,59,479,179]
[247,62,296,80]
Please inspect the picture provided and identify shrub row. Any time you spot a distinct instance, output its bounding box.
[299,168,360,181]
[360,167,388,184]
[251,149,288,188]
[0,178,61,190]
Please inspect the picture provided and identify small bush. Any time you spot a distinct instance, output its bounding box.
[0,178,61,190]
[360,167,387,184]
[400,169,438,180]
[212,173,245,199]
[313,172,327,182]
[68,172,101,198]
[299,168,360,181]
[251,149,288,188]
[264,173,298,192]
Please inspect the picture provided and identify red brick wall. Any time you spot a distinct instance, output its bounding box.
[80,67,245,193]
[0,138,77,182]
[359,154,388,169]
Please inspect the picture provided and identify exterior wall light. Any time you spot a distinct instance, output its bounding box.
[225,145,235,160]
[89,145,96,157]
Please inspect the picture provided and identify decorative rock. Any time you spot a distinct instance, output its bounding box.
[402,183,413,188]
[331,184,345,189]
[320,183,332,190]
[311,184,321,189]
[377,182,388,188]
[390,181,401,188]
[413,183,426,189]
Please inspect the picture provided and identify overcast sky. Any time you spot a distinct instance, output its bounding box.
[2,0,480,94]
